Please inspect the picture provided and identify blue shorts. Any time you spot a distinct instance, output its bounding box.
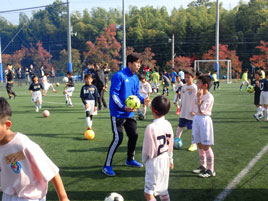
[178,118,193,129]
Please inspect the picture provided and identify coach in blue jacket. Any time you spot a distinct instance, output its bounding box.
[102,53,150,176]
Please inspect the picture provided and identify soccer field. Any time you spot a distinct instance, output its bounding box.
[0,81,268,201]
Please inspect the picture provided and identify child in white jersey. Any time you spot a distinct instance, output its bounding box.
[41,72,56,96]
[0,97,70,201]
[173,75,184,115]
[175,70,198,152]
[192,75,215,178]
[138,74,152,120]
[142,95,174,201]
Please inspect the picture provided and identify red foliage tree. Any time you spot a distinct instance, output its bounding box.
[250,41,268,69]
[83,24,121,71]
[202,44,242,73]
[166,56,193,72]
[2,48,26,69]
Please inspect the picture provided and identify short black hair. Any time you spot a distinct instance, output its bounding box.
[151,95,170,116]
[255,70,262,76]
[31,75,38,82]
[127,53,140,65]
[67,72,72,76]
[184,70,194,78]
[139,74,146,80]
[0,97,12,124]
[84,74,93,80]
[198,75,213,89]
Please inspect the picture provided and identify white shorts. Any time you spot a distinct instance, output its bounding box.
[43,83,52,91]
[144,152,170,196]
[151,82,159,89]
[192,115,214,145]
[83,100,97,115]
[65,87,75,96]
[260,91,268,105]
[31,91,42,103]
[2,193,46,201]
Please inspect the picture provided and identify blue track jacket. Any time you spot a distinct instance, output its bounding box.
[109,67,144,118]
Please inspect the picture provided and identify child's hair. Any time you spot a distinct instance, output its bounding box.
[0,97,12,124]
[151,95,170,117]
[176,74,181,79]
[184,70,194,78]
[45,72,49,76]
[31,75,38,82]
[67,72,72,76]
[245,69,249,72]
[255,70,262,76]
[139,74,146,80]
[214,70,217,73]
[198,75,213,89]
[84,73,93,80]
[127,53,140,65]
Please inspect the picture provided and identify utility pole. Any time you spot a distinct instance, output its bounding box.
[67,0,72,72]
[172,34,175,69]
[0,36,3,83]
[215,0,219,78]
[122,0,126,68]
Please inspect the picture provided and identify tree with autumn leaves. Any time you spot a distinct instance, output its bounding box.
[250,41,268,69]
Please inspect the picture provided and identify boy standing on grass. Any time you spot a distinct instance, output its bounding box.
[212,70,219,91]
[240,69,249,91]
[173,75,184,115]
[175,70,198,152]
[259,71,268,121]
[142,95,174,201]
[192,75,215,178]
[138,74,152,120]
[252,70,264,121]
[0,97,70,201]
[29,75,44,112]
[63,72,75,107]
[80,74,99,130]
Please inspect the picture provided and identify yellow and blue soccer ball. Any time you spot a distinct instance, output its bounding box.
[246,85,254,93]
[174,137,183,149]
[125,95,140,109]
[104,192,124,201]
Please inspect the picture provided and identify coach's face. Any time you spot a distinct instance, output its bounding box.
[128,60,141,74]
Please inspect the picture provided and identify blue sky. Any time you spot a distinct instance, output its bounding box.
[1,0,250,24]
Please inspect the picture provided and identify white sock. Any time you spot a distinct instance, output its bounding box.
[265,109,268,119]
[68,98,72,105]
[86,117,92,127]
[258,106,263,115]
[64,94,68,101]
[176,127,183,138]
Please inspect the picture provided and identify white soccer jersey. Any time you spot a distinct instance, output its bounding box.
[139,81,152,98]
[180,84,197,120]
[193,92,214,116]
[0,133,59,200]
[174,81,184,92]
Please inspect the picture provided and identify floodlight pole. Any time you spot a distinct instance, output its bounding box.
[215,0,219,78]
[122,0,126,69]
[67,0,72,72]
[172,34,175,69]
[0,35,3,83]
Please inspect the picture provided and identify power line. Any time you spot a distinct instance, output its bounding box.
[0,2,67,14]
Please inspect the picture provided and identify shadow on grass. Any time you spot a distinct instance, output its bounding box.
[45,188,268,201]
[67,146,143,153]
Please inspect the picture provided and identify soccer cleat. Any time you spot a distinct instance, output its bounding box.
[102,166,115,176]
[259,113,264,119]
[188,144,197,152]
[198,169,216,178]
[192,165,206,174]
[253,114,260,121]
[175,108,180,115]
[87,126,92,130]
[125,159,143,168]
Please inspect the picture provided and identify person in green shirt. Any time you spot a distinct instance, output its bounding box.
[240,69,249,91]
[151,69,160,93]
[212,70,219,91]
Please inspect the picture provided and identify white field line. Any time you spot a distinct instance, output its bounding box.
[214,144,268,201]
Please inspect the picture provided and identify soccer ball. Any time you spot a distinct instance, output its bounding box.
[56,82,60,87]
[104,192,124,201]
[247,85,254,93]
[63,77,68,82]
[173,137,183,149]
[84,130,95,140]
[42,110,50,117]
[125,95,140,110]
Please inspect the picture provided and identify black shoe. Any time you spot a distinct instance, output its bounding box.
[192,165,206,174]
[199,169,216,178]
